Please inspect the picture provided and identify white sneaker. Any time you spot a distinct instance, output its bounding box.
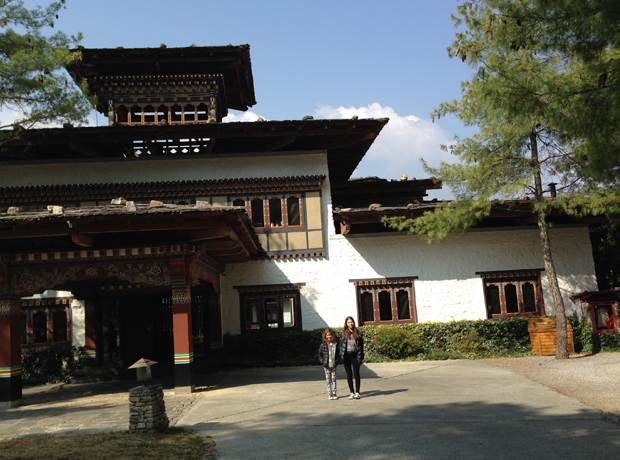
[354,392,361,399]
[332,395,338,400]
[348,393,355,400]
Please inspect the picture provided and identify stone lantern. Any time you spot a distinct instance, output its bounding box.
[127,358,169,432]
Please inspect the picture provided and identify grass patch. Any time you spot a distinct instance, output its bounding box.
[0,428,206,460]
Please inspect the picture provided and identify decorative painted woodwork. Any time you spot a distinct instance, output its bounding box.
[351,278,418,325]
[478,270,544,318]
[92,73,225,125]
[5,261,171,295]
[0,175,325,206]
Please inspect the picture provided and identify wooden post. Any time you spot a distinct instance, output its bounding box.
[172,286,194,394]
[0,297,22,409]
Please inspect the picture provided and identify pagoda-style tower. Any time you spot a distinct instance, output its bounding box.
[67,44,256,126]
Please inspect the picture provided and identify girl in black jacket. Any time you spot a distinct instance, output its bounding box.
[340,316,364,399]
[318,328,340,400]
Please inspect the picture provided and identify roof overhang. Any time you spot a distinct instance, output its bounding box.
[333,200,604,234]
[0,203,262,264]
[66,44,256,112]
[1,118,388,184]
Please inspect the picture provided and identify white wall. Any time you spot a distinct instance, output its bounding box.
[8,153,598,334]
[0,151,328,186]
[221,212,598,334]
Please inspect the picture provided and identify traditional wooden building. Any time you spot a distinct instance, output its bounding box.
[0,44,600,409]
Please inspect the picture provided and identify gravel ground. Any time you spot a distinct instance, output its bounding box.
[483,352,620,422]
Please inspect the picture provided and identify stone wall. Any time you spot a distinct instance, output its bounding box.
[128,384,169,432]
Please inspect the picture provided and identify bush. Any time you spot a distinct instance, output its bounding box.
[570,314,620,353]
[21,346,86,385]
[372,326,423,359]
[449,327,483,353]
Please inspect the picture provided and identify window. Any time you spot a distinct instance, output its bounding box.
[590,302,618,333]
[250,198,265,228]
[236,285,303,332]
[21,299,72,347]
[480,270,543,318]
[232,194,303,229]
[354,278,417,325]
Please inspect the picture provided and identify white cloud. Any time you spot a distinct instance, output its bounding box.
[223,111,264,123]
[314,103,456,198]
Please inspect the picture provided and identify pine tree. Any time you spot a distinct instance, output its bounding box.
[388,0,620,358]
[0,0,92,144]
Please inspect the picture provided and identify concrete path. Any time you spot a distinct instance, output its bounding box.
[178,361,620,459]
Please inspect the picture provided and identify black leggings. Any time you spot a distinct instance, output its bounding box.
[343,353,361,393]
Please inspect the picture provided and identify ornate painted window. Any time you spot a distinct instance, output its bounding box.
[479,270,544,319]
[235,284,303,332]
[352,278,417,325]
[21,298,72,347]
[233,194,304,229]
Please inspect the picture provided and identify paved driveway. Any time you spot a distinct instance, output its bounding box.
[178,360,620,460]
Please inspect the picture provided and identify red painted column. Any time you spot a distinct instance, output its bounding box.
[172,285,194,394]
[84,300,97,366]
[0,297,22,409]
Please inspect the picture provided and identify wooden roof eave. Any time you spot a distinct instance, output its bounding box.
[0,205,262,263]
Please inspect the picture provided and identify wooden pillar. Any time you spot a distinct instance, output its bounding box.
[84,300,98,366]
[209,293,223,354]
[0,297,22,409]
[172,286,194,394]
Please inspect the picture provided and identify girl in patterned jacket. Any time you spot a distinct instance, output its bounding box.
[318,328,340,400]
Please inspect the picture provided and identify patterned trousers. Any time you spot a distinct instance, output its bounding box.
[324,367,337,396]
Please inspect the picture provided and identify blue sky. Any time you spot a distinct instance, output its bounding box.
[23,1,477,198]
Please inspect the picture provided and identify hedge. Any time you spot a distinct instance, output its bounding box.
[569,315,620,353]
[222,318,534,367]
[21,346,86,385]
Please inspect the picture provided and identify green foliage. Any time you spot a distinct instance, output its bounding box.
[221,319,534,367]
[222,329,325,367]
[0,1,93,138]
[371,325,423,359]
[385,0,620,240]
[569,314,620,353]
[589,224,620,290]
[449,327,483,353]
[21,346,86,384]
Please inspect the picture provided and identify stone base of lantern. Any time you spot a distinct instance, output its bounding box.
[128,384,169,432]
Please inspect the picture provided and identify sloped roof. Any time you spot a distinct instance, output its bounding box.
[0,118,388,184]
[67,44,256,112]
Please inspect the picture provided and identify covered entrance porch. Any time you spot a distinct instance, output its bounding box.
[0,202,260,409]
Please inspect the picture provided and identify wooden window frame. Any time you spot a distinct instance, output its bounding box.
[589,301,618,333]
[21,301,72,348]
[21,298,73,348]
[354,279,417,326]
[238,287,302,333]
[481,271,544,319]
[231,194,305,230]
[285,195,303,228]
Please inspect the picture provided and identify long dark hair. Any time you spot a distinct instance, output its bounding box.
[341,316,361,341]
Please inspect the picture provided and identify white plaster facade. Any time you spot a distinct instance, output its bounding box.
[9,150,599,336]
